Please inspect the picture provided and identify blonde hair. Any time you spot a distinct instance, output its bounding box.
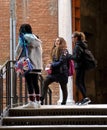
[80,32,86,42]
[51,37,67,60]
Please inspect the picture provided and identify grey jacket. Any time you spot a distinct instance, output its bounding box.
[15,34,43,71]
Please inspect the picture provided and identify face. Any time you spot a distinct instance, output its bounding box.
[55,38,60,46]
[72,35,77,44]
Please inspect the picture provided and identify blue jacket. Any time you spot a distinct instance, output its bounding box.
[51,49,69,75]
[47,49,69,84]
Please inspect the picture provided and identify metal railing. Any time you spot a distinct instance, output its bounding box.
[0,60,52,119]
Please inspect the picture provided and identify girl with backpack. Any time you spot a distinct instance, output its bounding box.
[69,31,91,105]
[40,37,69,105]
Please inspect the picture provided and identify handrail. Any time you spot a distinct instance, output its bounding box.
[0,60,52,120]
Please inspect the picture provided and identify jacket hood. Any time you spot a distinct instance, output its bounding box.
[76,41,88,49]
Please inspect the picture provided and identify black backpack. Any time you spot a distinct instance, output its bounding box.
[80,46,97,70]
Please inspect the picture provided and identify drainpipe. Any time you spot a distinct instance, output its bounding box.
[10,0,16,60]
[10,0,16,107]
[58,0,75,105]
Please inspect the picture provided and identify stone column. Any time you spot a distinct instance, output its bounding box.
[57,0,75,105]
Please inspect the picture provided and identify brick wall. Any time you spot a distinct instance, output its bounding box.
[0,0,10,63]
[16,0,58,66]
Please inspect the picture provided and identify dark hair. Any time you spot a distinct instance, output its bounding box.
[19,24,32,35]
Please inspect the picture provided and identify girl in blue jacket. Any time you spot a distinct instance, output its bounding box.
[40,37,69,105]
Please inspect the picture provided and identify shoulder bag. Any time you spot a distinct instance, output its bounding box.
[15,46,33,76]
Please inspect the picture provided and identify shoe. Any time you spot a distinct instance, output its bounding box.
[76,97,91,105]
[40,96,44,105]
[23,101,37,108]
[35,100,41,108]
[75,101,81,105]
[61,101,66,105]
[81,97,91,105]
[75,98,83,105]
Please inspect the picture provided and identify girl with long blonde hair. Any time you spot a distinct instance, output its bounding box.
[40,37,69,105]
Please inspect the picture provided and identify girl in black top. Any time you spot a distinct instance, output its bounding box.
[70,31,91,105]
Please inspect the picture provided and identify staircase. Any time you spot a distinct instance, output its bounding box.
[1,104,107,130]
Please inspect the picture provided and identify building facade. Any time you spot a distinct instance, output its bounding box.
[0,0,107,104]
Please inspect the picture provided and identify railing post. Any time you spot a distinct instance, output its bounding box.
[0,60,52,118]
[0,70,3,117]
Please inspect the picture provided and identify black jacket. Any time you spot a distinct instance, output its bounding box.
[46,49,69,84]
[69,41,88,69]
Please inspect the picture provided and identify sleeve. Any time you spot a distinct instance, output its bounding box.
[24,34,42,48]
[69,45,83,62]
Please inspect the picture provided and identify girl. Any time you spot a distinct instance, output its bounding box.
[70,31,91,105]
[40,37,69,105]
[15,24,43,108]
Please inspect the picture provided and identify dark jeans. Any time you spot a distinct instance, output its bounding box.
[41,74,68,104]
[25,73,39,95]
[75,69,86,98]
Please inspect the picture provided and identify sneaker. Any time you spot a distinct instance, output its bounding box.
[75,98,84,105]
[75,101,81,105]
[61,101,66,105]
[35,100,41,108]
[77,97,91,105]
[23,101,37,108]
[40,96,44,105]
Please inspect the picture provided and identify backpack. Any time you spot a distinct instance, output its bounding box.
[81,47,97,70]
[68,59,74,76]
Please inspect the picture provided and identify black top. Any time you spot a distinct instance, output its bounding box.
[69,41,88,69]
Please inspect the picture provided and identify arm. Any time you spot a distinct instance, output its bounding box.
[24,34,42,47]
[69,45,83,62]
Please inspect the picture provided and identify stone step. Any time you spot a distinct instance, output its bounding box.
[2,115,107,125]
[0,125,107,130]
[9,105,107,116]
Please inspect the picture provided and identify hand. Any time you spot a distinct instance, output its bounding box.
[46,64,51,68]
[45,63,51,70]
[45,63,52,74]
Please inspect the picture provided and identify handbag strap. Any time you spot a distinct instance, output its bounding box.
[24,46,29,57]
